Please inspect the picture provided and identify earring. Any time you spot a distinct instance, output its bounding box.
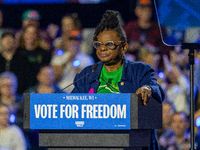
[122,55,125,59]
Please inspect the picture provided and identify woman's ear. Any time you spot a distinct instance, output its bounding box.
[122,43,128,55]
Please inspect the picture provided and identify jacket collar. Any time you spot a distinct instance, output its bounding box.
[88,59,132,84]
[121,59,132,82]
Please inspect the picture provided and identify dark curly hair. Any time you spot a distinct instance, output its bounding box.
[93,10,127,42]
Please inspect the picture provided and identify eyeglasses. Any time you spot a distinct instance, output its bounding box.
[93,41,124,50]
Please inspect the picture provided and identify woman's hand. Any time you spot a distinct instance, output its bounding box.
[136,85,152,105]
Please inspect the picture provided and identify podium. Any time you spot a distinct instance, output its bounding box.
[23,93,162,150]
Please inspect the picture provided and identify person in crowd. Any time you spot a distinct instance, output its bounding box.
[136,43,164,84]
[24,65,60,150]
[0,29,29,94]
[169,46,189,77]
[25,65,62,93]
[53,12,94,55]
[0,104,26,150]
[123,0,170,70]
[137,43,160,71]
[17,24,51,90]
[16,9,59,51]
[157,101,176,149]
[51,29,94,93]
[81,28,96,55]
[71,9,165,149]
[160,112,190,150]
[162,101,176,131]
[53,13,82,50]
[159,54,190,115]
[0,71,24,129]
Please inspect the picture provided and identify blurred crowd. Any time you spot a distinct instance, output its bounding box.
[1,0,200,149]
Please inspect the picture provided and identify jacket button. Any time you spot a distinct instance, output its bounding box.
[120,82,124,86]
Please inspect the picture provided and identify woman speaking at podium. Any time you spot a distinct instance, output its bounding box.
[71,10,165,150]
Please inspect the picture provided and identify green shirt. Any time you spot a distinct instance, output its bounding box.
[97,65,123,93]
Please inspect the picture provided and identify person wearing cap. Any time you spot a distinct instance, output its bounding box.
[15,9,41,40]
[51,29,94,93]
[21,9,41,29]
[16,9,59,51]
[123,0,170,69]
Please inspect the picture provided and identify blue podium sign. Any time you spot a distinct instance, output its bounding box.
[30,93,131,130]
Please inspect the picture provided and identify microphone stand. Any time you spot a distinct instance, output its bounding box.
[181,43,200,150]
[57,63,98,93]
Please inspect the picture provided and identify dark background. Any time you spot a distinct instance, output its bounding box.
[0,0,139,29]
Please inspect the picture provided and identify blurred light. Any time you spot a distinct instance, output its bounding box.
[9,114,16,123]
[72,59,81,67]
[195,58,199,65]
[56,49,64,56]
[78,0,102,4]
[196,116,200,127]
[158,71,165,79]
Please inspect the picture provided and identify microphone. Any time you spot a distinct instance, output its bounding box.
[91,63,98,72]
[57,63,98,93]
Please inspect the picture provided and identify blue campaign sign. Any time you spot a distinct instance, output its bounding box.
[30,93,131,130]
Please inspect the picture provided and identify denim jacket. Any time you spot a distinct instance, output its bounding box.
[72,59,165,149]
